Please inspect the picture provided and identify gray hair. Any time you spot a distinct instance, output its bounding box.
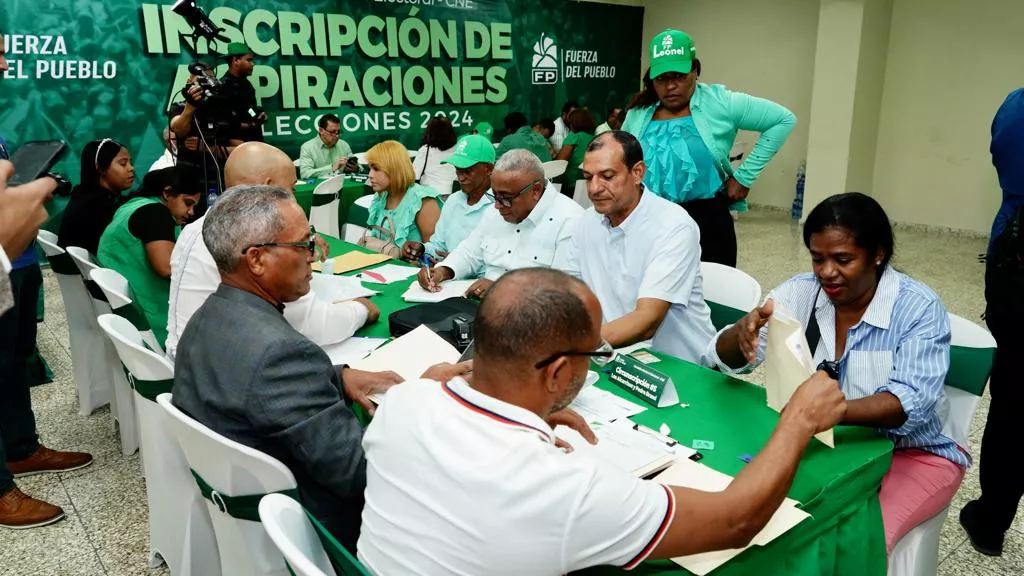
[494,149,544,180]
[202,185,293,273]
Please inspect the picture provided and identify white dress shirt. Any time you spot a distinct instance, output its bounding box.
[551,116,569,151]
[438,183,582,281]
[423,190,493,259]
[165,215,368,362]
[0,246,12,316]
[148,149,177,172]
[358,378,675,575]
[574,188,716,363]
[412,145,456,196]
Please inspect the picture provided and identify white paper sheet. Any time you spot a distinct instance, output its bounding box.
[569,385,647,424]
[653,458,810,575]
[309,274,378,302]
[349,325,461,403]
[321,337,387,366]
[402,279,475,303]
[358,263,420,284]
[555,419,677,478]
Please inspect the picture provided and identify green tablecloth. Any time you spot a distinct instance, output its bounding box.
[321,236,893,575]
[295,178,372,229]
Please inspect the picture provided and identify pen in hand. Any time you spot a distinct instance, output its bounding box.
[422,253,438,292]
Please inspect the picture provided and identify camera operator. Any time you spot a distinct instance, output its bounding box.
[221,43,266,143]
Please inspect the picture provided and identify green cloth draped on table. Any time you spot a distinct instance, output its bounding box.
[318,235,893,575]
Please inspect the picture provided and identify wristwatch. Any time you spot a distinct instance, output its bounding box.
[45,173,71,196]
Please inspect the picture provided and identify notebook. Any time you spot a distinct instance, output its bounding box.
[555,419,677,478]
[402,279,475,303]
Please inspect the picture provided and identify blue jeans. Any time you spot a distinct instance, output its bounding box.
[0,264,43,494]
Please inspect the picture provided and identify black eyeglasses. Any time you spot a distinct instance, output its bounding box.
[241,227,320,258]
[535,339,615,369]
[322,129,340,136]
[486,177,545,208]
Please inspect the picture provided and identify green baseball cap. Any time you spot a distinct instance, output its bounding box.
[225,42,252,57]
[443,135,496,169]
[649,29,696,78]
[473,122,494,141]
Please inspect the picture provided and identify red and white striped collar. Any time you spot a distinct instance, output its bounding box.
[443,378,554,444]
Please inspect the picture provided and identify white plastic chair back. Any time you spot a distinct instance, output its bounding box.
[158,394,297,576]
[91,268,164,353]
[258,495,336,576]
[700,262,762,312]
[343,194,374,243]
[889,313,995,576]
[571,180,591,209]
[98,316,220,575]
[37,236,112,416]
[310,175,345,238]
[293,159,301,167]
[542,160,567,180]
[353,152,367,165]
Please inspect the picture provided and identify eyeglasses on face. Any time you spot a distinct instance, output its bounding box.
[322,128,341,136]
[241,227,321,258]
[486,177,545,208]
[534,339,615,369]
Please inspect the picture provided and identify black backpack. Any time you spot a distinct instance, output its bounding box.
[984,204,1024,322]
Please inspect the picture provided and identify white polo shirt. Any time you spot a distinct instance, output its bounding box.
[358,378,675,576]
[438,182,582,281]
[574,188,716,363]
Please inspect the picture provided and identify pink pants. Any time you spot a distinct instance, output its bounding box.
[879,449,966,554]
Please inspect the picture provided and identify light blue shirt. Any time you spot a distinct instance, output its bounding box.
[573,188,716,363]
[639,116,723,203]
[702,267,965,467]
[424,190,494,259]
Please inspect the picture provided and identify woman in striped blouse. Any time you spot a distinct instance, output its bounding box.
[703,192,964,554]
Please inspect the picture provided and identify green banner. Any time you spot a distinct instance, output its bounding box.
[0,1,643,182]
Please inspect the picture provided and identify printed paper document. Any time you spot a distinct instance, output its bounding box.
[402,279,475,303]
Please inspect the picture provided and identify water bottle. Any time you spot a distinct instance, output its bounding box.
[791,161,806,220]
[207,187,219,208]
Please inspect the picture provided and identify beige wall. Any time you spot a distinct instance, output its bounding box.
[640,0,821,208]
[872,0,1023,233]
[846,0,892,194]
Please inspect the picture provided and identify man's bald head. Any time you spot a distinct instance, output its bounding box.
[474,268,600,368]
[225,142,297,191]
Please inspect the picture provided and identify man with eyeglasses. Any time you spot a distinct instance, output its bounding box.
[298,113,356,179]
[416,149,582,298]
[402,134,495,263]
[358,267,847,575]
[166,142,380,365]
[573,131,716,363]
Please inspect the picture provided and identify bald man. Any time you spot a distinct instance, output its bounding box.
[359,268,847,575]
[166,142,381,362]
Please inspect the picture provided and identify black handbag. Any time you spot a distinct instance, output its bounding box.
[388,297,478,351]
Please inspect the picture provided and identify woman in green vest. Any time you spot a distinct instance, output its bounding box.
[622,28,797,268]
[555,108,597,195]
[97,167,200,348]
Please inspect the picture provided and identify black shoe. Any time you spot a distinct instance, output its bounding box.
[959,500,1004,557]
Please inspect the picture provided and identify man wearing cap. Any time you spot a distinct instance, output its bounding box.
[472,122,494,142]
[621,28,795,267]
[221,42,265,143]
[496,112,552,162]
[402,135,495,262]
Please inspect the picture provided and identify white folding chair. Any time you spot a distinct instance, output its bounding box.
[97,315,220,576]
[67,247,138,455]
[888,313,996,576]
[91,268,164,354]
[341,194,373,243]
[699,261,763,331]
[309,175,345,238]
[353,152,367,165]
[293,159,301,167]
[571,179,592,209]
[258,495,337,576]
[158,393,297,576]
[541,159,567,181]
[37,231,113,416]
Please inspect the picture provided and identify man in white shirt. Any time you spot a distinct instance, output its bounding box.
[416,149,581,298]
[575,131,716,363]
[359,267,847,575]
[147,128,177,173]
[166,142,378,362]
[550,100,578,151]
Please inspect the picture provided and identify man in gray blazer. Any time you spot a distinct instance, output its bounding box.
[172,184,399,551]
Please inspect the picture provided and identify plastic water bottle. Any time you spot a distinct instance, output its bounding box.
[207,187,219,208]
[791,161,806,220]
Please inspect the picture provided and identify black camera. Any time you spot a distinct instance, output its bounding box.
[171,0,226,43]
[182,62,223,104]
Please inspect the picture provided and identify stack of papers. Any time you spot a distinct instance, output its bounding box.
[309,274,377,302]
[654,458,811,575]
[321,337,387,366]
[349,325,462,403]
[556,419,677,478]
[569,383,646,424]
[358,264,419,284]
[402,279,475,303]
[312,251,391,274]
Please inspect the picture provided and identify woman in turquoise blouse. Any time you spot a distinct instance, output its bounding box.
[365,140,443,252]
[622,29,797,267]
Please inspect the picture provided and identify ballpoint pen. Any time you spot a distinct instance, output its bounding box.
[422,253,436,291]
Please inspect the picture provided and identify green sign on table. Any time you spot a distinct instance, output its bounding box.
[607,353,679,408]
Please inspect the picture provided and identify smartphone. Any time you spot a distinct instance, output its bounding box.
[8,140,68,186]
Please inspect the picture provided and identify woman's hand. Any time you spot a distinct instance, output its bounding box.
[724,177,750,203]
[735,299,773,365]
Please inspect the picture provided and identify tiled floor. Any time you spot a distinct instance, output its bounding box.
[1,207,1019,575]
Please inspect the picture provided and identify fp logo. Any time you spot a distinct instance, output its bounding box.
[532,33,558,85]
